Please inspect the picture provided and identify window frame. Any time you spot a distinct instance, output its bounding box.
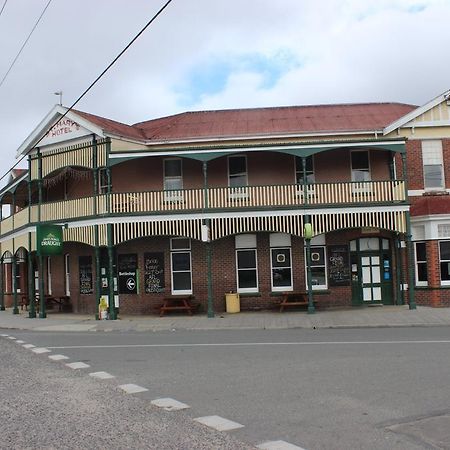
[170,237,192,295]
[414,242,428,286]
[351,150,371,182]
[228,155,248,187]
[422,140,445,191]
[235,248,259,293]
[270,246,293,292]
[305,245,328,290]
[439,240,450,286]
[164,158,183,191]
[295,155,315,185]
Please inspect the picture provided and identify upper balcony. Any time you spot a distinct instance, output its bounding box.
[0,179,406,236]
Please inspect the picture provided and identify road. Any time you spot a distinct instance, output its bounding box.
[3,326,450,449]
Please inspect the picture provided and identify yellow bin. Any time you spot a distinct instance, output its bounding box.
[225,293,240,313]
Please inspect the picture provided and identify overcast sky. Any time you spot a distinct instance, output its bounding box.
[0,0,449,179]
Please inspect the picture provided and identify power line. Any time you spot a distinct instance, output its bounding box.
[0,0,7,19]
[0,0,174,185]
[0,0,52,90]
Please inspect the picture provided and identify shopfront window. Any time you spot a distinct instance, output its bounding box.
[170,238,192,294]
[439,241,450,285]
[415,242,428,286]
[306,246,327,290]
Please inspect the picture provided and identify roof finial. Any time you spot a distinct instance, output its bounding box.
[54,90,62,106]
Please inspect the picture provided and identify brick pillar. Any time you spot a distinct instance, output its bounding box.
[427,240,441,307]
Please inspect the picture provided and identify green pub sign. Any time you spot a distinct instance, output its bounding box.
[37,225,63,255]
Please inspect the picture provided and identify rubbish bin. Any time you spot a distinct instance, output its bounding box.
[225,293,240,313]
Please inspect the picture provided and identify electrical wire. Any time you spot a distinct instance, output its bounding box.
[0,0,7,19]
[0,0,174,186]
[0,0,52,90]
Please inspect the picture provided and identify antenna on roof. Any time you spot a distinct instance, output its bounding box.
[54,90,62,106]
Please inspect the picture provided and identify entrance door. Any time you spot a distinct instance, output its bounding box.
[361,254,382,303]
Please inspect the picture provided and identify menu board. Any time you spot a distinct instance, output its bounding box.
[79,256,93,294]
[118,254,138,294]
[144,252,165,293]
[328,245,350,286]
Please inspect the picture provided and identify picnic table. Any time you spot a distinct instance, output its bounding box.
[279,291,315,312]
[159,295,198,317]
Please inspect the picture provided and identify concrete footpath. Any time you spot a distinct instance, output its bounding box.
[1,305,450,332]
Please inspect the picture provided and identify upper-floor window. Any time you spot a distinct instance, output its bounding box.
[422,140,444,190]
[98,168,109,194]
[351,151,371,182]
[164,159,183,191]
[295,156,315,184]
[228,155,248,187]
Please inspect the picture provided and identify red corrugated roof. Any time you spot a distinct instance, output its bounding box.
[73,103,417,142]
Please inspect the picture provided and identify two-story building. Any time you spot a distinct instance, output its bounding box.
[1,89,449,317]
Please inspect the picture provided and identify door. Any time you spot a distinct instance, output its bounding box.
[361,254,382,303]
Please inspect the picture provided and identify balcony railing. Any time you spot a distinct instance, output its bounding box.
[0,180,406,235]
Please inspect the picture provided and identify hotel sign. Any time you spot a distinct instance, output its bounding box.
[37,225,63,255]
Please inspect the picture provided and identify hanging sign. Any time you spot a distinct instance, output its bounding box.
[328,245,351,286]
[37,224,63,255]
[118,254,138,294]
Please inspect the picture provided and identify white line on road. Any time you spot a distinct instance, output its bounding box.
[194,415,244,432]
[48,354,69,361]
[66,362,90,369]
[22,344,35,349]
[46,340,450,350]
[89,371,115,380]
[7,336,17,340]
[257,440,306,450]
[32,347,51,354]
[118,384,148,394]
[15,340,25,344]
[0,334,9,337]
[151,398,190,411]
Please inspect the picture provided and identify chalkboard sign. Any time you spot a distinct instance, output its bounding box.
[328,245,350,286]
[144,252,165,293]
[118,254,138,294]
[79,256,93,294]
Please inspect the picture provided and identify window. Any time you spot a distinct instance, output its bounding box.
[228,156,248,187]
[351,151,371,182]
[439,241,450,285]
[306,246,327,290]
[47,256,52,295]
[98,168,109,194]
[270,233,292,291]
[235,234,258,293]
[170,238,192,294]
[164,159,183,191]
[415,242,428,286]
[422,140,444,190]
[295,156,315,184]
[64,254,70,296]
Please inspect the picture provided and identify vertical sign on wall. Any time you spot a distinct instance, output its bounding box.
[118,254,138,294]
[79,256,93,294]
[144,252,165,293]
[328,245,351,286]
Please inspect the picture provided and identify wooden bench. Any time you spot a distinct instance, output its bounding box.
[159,295,198,317]
[279,291,314,312]
[21,295,72,313]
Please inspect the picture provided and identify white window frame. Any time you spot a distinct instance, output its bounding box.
[422,140,444,191]
[170,238,192,295]
[98,168,109,194]
[305,245,328,290]
[414,242,428,286]
[164,158,184,202]
[236,248,259,293]
[270,247,293,292]
[439,240,450,286]
[351,150,371,194]
[228,155,248,199]
[47,256,52,295]
[64,253,70,296]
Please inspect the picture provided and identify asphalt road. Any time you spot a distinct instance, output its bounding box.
[4,326,450,450]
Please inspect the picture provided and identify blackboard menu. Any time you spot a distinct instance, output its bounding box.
[328,245,350,286]
[144,252,165,293]
[79,256,93,294]
[118,254,138,294]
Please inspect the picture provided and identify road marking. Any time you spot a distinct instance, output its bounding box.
[32,347,51,354]
[194,415,244,431]
[47,340,450,350]
[118,384,148,394]
[66,362,90,369]
[22,344,35,349]
[48,354,69,361]
[257,440,306,450]
[1,334,9,337]
[151,398,190,411]
[15,340,25,344]
[7,336,17,340]
[89,371,115,380]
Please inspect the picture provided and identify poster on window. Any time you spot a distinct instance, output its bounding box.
[79,256,93,294]
[118,254,138,294]
[144,252,165,293]
[328,245,351,286]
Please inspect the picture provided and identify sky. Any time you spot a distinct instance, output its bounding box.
[0,0,449,181]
